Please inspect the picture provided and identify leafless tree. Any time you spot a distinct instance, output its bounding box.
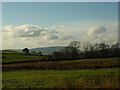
[69,41,81,49]
[68,41,81,59]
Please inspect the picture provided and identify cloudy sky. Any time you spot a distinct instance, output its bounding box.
[1,2,118,49]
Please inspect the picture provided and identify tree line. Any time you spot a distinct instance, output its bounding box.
[23,41,120,61]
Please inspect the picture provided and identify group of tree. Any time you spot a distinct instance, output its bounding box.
[51,41,81,60]
[22,41,120,61]
[22,48,43,56]
[51,41,120,60]
[23,48,29,54]
[80,42,120,58]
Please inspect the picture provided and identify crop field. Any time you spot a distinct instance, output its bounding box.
[2,68,119,88]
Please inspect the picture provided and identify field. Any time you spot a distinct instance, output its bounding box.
[3,57,119,71]
[2,51,48,63]
[2,51,120,88]
[2,68,119,88]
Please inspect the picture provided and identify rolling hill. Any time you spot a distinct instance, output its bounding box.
[2,46,66,55]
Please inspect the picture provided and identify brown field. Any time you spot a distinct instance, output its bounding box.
[2,58,120,71]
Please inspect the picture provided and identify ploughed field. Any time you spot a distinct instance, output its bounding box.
[2,51,120,88]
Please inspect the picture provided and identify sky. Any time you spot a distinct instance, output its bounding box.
[1,2,118,49]
[2,2,118,26]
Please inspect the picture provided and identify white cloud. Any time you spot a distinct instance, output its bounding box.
[2,24,73,40]
[1,21,118,49]
[3,24,47,37]
[2,24,74,49]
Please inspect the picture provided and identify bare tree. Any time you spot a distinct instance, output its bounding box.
[69,41,81,49]
[82,42,92,58]
[82,42,92,52]
[68,41,81,59]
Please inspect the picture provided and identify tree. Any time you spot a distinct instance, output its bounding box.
[68,41,81,59]
[37,51,43,56]
[98,43,110,57]
[111,43,119,50]
[61,46,75,59]
[111,43,120,57]
[52,51,63,60]
[31,51,37,55]
[23,48,29,54]
[82,42,91,51]
[52,41,81,60]
[94,43,100,51]
[69,41,81,50]
[82,42,92,58]
[91,43,100,58]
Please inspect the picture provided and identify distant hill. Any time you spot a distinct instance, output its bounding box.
[2,46,66,55]
[30,46,65,55]
[2,49,22,53]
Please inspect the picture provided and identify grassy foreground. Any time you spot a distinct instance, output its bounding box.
[3,68,119,88]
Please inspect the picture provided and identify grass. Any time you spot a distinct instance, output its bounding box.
[2,51,120,71]
[2,50,119,63]
[2,51,47,63]
[2,50,120,88]
[2,68,119,88]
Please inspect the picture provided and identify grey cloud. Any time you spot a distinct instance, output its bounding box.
[61,36,74,40]
[17,25,47,37]
[47,35,59,40]
[87,26,109,44]
[94,26,106,34]
[87,26,107,36]
[49,30,59,34]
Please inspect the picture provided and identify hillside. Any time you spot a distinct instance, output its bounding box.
[30,46,65,55]
[2,50,47,63]
[3,46,66,55]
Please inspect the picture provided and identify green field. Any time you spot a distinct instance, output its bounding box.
[2,50,119,63]
[2,68,119,88]
[2,51,47,63]
[2,51,120,88]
